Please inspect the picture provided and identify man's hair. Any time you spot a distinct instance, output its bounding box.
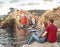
[49,18,54,23]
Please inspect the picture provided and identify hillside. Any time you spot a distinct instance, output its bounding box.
[39,7,60,28]
[28,10,46,16]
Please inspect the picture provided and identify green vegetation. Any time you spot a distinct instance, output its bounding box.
[28,10,46,16]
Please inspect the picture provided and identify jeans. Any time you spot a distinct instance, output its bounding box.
[28,35,46,44]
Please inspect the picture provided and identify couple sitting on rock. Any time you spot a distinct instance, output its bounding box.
[28,18,57,45]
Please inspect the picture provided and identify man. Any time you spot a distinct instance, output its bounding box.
[42,18,57,43]
[20,13,28,28]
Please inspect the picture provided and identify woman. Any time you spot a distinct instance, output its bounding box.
[28,22,48,45]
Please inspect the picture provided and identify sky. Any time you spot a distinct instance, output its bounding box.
[0,0,60,15]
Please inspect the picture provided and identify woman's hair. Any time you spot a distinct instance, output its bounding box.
[43,22,48,28]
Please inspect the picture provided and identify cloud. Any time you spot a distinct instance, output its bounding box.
[27,3,39,5]
[19,3,40,6]
[44,0,52,1]
[57,1,60,4]
[10,0,18,3]
[0,2,4,4]
[0,0,60,15]
[0,3,4,8]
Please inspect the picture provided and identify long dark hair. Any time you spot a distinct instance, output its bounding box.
[43,22,48,28]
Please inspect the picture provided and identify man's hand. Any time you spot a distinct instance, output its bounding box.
[41,31,47,37]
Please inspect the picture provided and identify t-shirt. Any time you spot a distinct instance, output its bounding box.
[20,16,27,24]
[46,24,57,43]
[32,18,35,25]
